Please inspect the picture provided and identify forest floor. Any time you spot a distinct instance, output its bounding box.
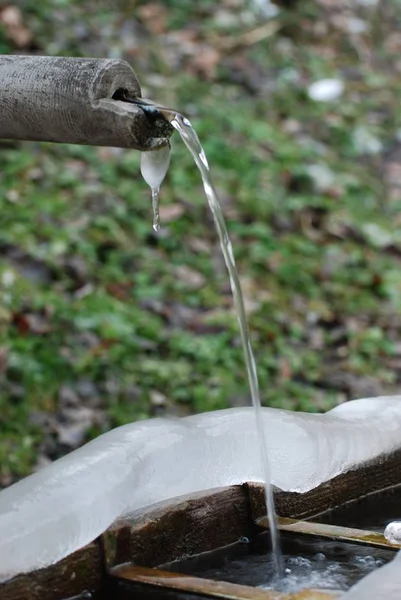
[1,0,401,485]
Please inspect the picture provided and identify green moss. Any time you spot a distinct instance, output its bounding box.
[1,0,401,480]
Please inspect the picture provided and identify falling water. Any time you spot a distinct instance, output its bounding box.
[167,112,283,576]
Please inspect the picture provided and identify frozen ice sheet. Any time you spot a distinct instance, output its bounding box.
[1,396,401,582]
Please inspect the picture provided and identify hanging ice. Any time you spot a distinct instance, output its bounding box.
[1,396,401,582]
[140,143,171,231]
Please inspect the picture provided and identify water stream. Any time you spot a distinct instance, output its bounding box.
[164,112,283,575]
[139,102,282,573]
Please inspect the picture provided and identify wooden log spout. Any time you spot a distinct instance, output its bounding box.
[0,55,173,150]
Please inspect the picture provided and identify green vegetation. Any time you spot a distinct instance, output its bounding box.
[1,0,401,483]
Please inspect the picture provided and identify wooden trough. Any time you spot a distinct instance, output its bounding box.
[2,448,401,600]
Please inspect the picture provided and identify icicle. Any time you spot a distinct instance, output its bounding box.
[140,143,171,231]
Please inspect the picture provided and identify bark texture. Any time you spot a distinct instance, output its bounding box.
[0,55,172,150]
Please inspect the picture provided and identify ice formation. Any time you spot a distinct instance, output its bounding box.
[140,143,171,190]
[140,143,171,231]
[384,521,401,545]
[342,551,401,599]
[1,397,401,582]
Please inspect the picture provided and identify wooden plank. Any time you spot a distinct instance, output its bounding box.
[104,486,257,569]
[256,517,401,551]
[247,448,401,522]
[0,541,103,600]
[110,564,339,600]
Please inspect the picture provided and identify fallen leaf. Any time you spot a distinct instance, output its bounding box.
[175,265,206,289]
[159,203,185,222]
[137,3,167,35]
[279,357,292,380]
[105,282,134,300]
[12,311,52,335]
[0,6,32,48]
[0,347,7,374]
[190,46,221,79]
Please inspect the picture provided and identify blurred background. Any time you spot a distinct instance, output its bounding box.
[0,0,400,486]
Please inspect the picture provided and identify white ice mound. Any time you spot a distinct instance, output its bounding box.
[342,550,401,599]
[384,521,401,545]
[1,396,401,582]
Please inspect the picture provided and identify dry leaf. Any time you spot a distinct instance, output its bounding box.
[159,203,185,222]
[0,6,32,48]
[190,46,221,79]
[137,3,167,35]
[175,265,206,289]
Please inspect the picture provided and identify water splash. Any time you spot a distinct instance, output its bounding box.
[140,143,171,231]
[168,111,282,576]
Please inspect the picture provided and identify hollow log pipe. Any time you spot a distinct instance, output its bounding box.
[0,55,173,150]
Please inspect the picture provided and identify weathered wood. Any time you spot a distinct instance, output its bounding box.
[104,486,257,569]
[110,564,341,599]
[111,564,340,600]
[0,541,103,600]
[257,517,401,551]
[110,564,289,600]
[0,55,173,150]
[248,448,401,522]
[316,482,401,529]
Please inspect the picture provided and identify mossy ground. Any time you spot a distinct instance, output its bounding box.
[1,0,401,483]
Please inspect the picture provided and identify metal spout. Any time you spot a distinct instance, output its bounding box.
[0,55,173,151]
